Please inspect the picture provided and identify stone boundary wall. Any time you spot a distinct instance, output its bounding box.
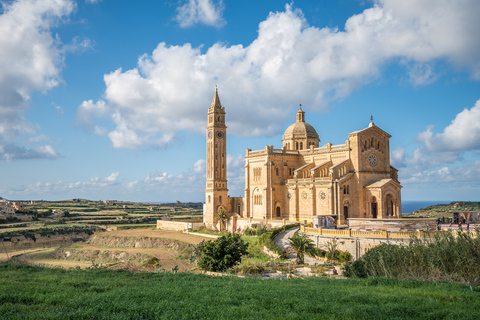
[1,233,90,253]
[234,218,286,232]
[156,220,204,231]
[300,231,409,260]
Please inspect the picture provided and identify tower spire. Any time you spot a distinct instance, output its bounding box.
[211,85,222,109]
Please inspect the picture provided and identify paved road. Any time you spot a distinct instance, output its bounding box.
[273,228,324,266]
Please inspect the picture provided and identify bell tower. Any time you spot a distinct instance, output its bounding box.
[204,87,228,228]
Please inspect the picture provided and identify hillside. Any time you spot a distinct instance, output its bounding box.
[407,201,480,218]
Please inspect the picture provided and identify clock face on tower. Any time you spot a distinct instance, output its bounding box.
[216,131,224,139]
[368,154,377,167]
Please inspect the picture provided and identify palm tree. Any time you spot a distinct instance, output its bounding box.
[288,233,316,264]
[217,208,230,231]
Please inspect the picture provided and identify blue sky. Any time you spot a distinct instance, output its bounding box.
[1,0,480,203]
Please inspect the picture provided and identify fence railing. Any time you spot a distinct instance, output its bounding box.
[300,225,433,239]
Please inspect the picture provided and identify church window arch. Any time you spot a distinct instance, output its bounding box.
[300,142,303,150]
[208,195,211,203]
[253,188,262,205]
[275,167,279,176]
[219,196,222,204]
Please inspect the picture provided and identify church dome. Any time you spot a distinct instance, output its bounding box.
[282,106,320,150]
[283,121,319,140]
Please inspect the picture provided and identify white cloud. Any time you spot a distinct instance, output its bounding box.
[417,99,480,151]
[175,0,226,28]
[193,159,205,173]
[397,99,480,188]
[0,0,76,160]
[0,144,59,161]
[403,161,480,184]
[78,1,480,149]
[390,147,405,168]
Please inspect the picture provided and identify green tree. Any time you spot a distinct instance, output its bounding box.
[198,233,248,272]
[288,233,317,264]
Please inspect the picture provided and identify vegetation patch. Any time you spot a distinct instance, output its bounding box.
[0,262,479,319]
[344,230,480,286]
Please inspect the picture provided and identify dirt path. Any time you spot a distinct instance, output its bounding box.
[274,228,324,266]
[0,247,52,263]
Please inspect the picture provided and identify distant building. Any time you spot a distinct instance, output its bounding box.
[104,200,117,206]
[12,202,24,212]
[0,198,15,216]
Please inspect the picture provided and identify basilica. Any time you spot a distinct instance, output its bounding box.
[203,89,402,229]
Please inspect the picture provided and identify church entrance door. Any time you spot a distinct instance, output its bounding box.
[276,206,281,218]
[371,203,377,219]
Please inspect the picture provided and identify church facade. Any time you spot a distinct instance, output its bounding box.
[203,89,402,229]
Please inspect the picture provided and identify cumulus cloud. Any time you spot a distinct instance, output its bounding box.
[78,1,480,149]
[417,99,480,151]
[0,0,78,160]
[175,0,225,28]
[396,99,480,188]
[0,144,58,161]
[403,161,480,185]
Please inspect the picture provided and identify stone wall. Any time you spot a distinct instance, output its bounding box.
[156,220,204,231]
[1,233,90,252]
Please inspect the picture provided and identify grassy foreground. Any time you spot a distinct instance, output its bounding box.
[1,263,479,320]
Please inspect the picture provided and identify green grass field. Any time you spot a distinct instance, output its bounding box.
[1,262,479,319]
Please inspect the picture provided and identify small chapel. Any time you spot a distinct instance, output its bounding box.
[203,89,402,229]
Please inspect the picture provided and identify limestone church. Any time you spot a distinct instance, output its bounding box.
[203,89,402,229]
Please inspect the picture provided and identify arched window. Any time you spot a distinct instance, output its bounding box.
[208,195,211,203]
[300,142,303,150]
[219,196,222,204]
[296,142,299,150]
[253,189,262,205]
[275,167,279,176]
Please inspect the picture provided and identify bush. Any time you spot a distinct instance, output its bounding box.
[344,230,480,286]
[338,251,352,262]
[198,233,248,272]
[343,260,367,278]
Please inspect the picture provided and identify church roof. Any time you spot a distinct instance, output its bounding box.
[348,120,391,138]
[365,179,399,189]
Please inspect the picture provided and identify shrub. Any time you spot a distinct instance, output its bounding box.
[343,260,367,278]
[197,233,248,272]
[338,251,352,262]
